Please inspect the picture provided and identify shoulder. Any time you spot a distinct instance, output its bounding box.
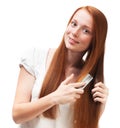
[47,48,56,58]
[20,47,49,77]
[46,48,56,70]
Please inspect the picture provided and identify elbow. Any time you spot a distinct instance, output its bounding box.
[12,106,23,124]
[12,111,21,124]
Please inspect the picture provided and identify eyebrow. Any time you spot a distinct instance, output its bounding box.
[82,25,93,31]
[71,19,93,30]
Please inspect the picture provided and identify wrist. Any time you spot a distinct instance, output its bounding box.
[49,91,59,105]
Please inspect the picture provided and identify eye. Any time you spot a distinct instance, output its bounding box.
[82,28,91,34]
[71,21,77,27]
[83,29,89,33]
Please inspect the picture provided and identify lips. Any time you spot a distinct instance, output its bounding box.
[69,37,79,44]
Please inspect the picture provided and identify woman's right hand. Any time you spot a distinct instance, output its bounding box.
[12,69,84,124]
[51,74,85,104]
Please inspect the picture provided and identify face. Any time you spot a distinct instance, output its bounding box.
[64,9,94,52]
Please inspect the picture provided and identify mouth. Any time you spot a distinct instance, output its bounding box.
[68,37,79,44]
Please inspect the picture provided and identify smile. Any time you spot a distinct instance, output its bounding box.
[69,37,79,44]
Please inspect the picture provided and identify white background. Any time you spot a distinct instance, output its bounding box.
[0,0,120,127]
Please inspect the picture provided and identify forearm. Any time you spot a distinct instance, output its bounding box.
[12,93,56,124]
[13,74,85,124]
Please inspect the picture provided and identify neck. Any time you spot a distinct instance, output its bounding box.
[65,50,84,68]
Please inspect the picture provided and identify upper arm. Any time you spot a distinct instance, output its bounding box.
[13,67,35,104]
[14,48,54,104]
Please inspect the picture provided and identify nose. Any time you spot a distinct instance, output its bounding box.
[72,27,79,37]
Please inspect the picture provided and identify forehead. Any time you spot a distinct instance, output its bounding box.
[72,9,93,28]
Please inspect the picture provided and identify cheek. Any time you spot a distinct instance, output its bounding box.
[65,28,70,35]
[64,33,68,46]
[65,25,73,35]
[64,28,70,41]
[78,36,92,51]
[79,35,92,45]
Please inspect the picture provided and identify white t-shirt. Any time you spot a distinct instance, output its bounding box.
[18,48,73,128]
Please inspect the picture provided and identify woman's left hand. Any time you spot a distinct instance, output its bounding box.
[91,82,109,104]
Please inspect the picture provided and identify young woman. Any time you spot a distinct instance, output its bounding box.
[12,5,109,128]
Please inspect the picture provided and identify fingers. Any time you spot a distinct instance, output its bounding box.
[61,76,109,104]
[62,74,85,88]
[92,82,109,104]
[69,82,85,89]
[62,74,74,85]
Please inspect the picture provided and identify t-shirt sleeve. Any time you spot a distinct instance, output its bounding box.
[19,48,38,76]
[19,48,37,76]
[19,47,49,78]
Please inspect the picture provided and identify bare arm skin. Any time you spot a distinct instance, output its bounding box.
[12,67,56,123]
[12,68,84,124]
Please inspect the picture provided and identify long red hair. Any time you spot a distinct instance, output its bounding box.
[39,6,108,128]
